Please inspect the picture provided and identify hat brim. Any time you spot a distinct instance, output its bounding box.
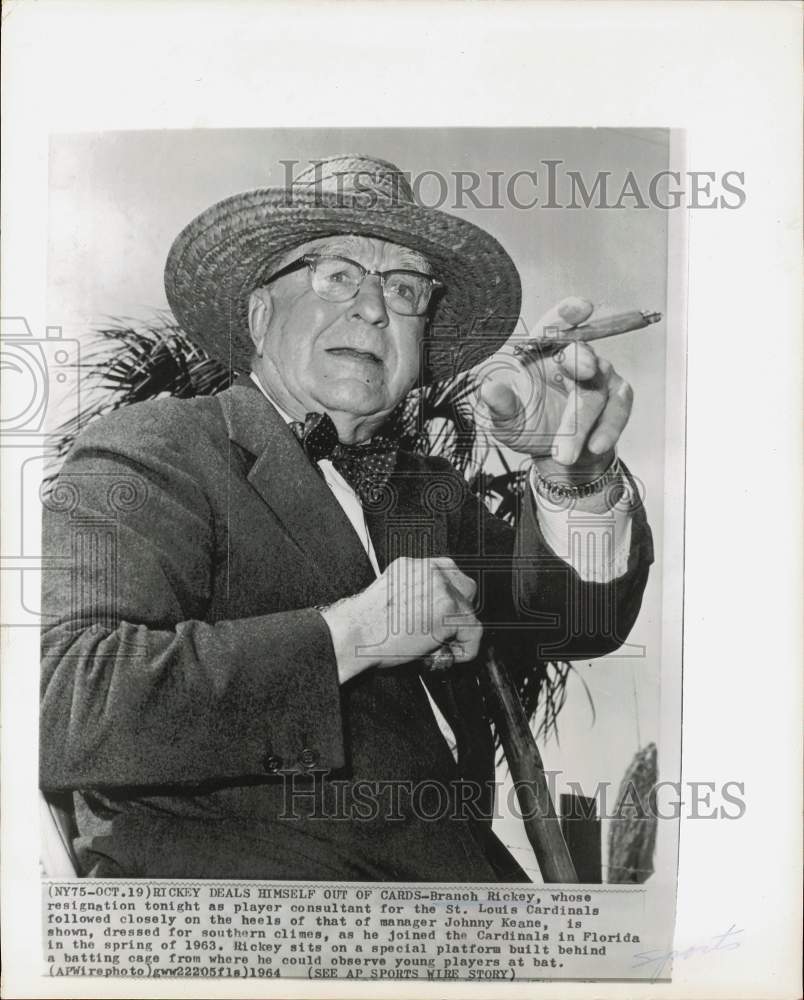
[164,189,522,383]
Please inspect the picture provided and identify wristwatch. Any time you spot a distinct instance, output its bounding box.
[532,454,624,502]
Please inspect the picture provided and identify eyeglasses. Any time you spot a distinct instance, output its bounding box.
[262,253,442,317]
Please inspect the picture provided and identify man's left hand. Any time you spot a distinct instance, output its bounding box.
[478,299,634,479]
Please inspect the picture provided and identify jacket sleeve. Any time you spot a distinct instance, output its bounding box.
[40,414,345,792]
[511,472,654,660]
[449,462,654,661]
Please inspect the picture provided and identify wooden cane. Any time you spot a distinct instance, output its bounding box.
[480,646,579,883]
[425,642,578,881]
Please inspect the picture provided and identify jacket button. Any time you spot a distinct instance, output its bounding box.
[263,754,283,773]
[299,748,317,768]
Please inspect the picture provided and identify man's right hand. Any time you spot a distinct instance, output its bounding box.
[319,557,482,684]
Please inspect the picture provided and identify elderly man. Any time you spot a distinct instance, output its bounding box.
[40,155,652,881]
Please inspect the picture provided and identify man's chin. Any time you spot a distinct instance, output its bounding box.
[309,381,392,419]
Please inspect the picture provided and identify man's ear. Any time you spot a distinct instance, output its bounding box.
[248,288,274,357]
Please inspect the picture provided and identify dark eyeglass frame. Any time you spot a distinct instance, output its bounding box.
[262,253,443,316]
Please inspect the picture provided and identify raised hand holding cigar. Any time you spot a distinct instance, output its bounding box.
[478,297,660,485]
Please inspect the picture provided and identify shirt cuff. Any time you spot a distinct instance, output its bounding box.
[529,466,633,583]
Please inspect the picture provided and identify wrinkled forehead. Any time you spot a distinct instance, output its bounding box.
[275,234,433,273]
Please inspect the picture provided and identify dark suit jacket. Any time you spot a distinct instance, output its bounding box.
[40,379,653,880]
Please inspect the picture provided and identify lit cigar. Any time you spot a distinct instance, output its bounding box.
[515,309,662,358]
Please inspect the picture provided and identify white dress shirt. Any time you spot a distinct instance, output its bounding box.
[249,374,633,757]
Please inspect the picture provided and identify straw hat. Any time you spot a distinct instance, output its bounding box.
[165,154,522,383]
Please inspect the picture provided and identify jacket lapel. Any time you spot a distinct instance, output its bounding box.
[218,379,375,600]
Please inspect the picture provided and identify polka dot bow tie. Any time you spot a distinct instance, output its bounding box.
[290,411,398,507]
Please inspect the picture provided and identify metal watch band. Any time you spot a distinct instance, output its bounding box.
[533,454,622,501]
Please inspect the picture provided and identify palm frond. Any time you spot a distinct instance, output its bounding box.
[52,318,231,461]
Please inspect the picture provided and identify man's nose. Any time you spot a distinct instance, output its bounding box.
[350,274,389,326]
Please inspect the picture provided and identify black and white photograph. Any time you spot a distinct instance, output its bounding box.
[1,3,800,999]
[37,125,680,974]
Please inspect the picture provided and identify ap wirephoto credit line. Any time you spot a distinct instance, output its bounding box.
[28,126,687,982]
